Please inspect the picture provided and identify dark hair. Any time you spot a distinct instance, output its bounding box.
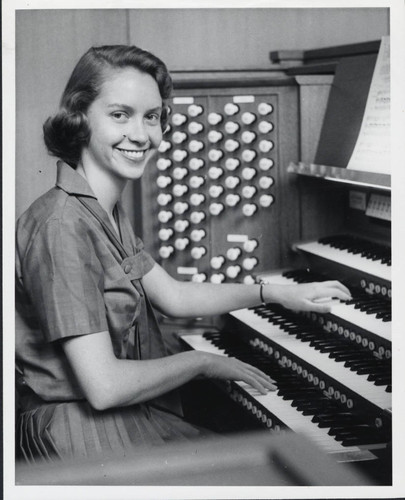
[43,45,172,167]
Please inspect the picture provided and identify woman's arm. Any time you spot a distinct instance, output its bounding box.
[142,262,352,318]
[62,331,276,411]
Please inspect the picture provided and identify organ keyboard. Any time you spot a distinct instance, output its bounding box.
[260,268,392,349]
[180,331,389,462]
[295,235,391,291]
[228,307,391,414]
[180,234,392,476]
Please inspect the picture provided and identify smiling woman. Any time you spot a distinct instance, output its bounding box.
[76,68,164,215]
[15,44,351,464]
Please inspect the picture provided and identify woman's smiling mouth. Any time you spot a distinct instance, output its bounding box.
[116,148,148,161]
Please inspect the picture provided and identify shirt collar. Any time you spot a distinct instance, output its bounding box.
[55,160,97,199]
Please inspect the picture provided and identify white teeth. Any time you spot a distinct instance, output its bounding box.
[118,149,147,160]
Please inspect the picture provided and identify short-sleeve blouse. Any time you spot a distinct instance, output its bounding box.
[15,162,171,408]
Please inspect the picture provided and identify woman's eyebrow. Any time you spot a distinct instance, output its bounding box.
[146,106,163,113]
[106,104,163,113]
[107,103,133,111]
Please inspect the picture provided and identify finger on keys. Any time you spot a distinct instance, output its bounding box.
[247,363,277,385]
[325,280,352,300]
[246,376,277,394]
[246,367,277,393]
[309,299,336,313]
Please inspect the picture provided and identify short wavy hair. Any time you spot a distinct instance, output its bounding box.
[43,45,172,168]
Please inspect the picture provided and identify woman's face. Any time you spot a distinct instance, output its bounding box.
[80,67,163,183]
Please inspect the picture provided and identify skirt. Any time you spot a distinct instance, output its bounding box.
[17,399,212,464]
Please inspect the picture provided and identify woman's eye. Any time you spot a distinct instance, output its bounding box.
[111,112,127,121]
[146,113,160,123]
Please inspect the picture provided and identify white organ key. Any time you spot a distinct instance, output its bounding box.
[296,241,391,282]
[181,333,227,356]
[229,308,391,411]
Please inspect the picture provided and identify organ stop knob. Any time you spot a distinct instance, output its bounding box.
[157,193,173,206]
[210,256,225,270]
[209,185,224,198]
[171,113,187,126]
[257,102,273,115]
[258,121,274,134]
[226,265,241,278]
[190,229,206,242]
[188,121,204,134]
[188,140,204,153]
[157,210,173,223]
[207,112,223,125]
[158,228,173,241]
[241,112,256,125]
[174,220,189,232]
[174,238,189,250]
[187,104,203,117]
[209,203,225,216]
[189,158,204,170]
[224,121,240,134]
[224,103,239,116]
[210,273,225,283]
[225,158,240,171]
[156,158,172,171]
[226,247,242,261]
[159,245,174,259]
[191,246,207,260]
[172,131,187,144]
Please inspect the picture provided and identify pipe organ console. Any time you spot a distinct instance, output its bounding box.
[138,40,392,485]
[140,72,300,284]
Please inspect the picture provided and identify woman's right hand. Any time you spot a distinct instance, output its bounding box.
[200,352,277,394]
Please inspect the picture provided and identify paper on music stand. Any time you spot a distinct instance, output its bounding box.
[347,36,390,174]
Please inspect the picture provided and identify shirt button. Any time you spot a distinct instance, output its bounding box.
[124,264,132,274]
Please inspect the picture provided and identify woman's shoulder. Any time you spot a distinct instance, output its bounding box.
[16,187,89,251]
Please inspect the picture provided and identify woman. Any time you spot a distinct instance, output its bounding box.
[15,45,351,463]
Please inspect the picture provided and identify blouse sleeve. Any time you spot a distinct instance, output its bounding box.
[21,216,108,342]
[133,234,156,277]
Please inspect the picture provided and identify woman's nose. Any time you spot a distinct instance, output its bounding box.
[126,119,148,143]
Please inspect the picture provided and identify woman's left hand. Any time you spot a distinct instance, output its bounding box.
[273,280,352,313]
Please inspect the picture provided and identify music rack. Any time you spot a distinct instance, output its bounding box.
[287,162,391,191]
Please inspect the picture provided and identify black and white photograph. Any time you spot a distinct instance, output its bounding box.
[3,0,405,498]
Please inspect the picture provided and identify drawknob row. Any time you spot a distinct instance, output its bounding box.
[157,157,274,172]
[158,144,274,160]
[169,101,273,125]
[156,173,274,188]
[157,198,273,222]
[171,127,274,143]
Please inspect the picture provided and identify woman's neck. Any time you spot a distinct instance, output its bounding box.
[76,162,126,218]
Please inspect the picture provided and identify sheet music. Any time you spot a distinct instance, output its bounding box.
[347,36,390,174]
